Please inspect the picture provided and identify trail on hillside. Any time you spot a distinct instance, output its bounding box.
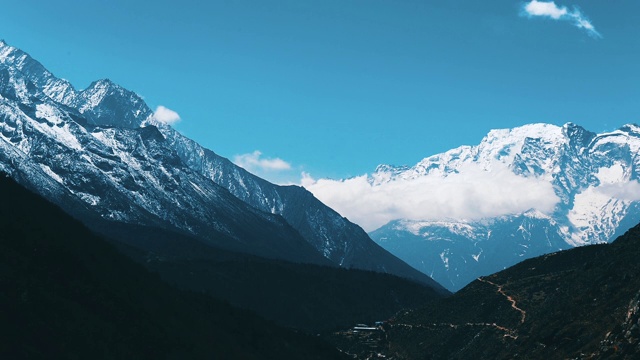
[478,277,526,324]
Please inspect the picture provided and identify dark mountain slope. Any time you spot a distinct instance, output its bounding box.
[334,223,640,359]
[146,252,445,333]
[0,174,346,360]
[164,132,442,287]
[100,221,447,333]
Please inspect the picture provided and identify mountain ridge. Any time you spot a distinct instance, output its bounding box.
[0,39,442,290]
[366,122,640,291]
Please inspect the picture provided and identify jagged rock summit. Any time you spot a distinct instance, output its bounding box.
[0,40,443,291]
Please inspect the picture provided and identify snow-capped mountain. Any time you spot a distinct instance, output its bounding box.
[371,211,570,291]
[157,129,427,272]
[0,40,440,288]
[368,123,640,291]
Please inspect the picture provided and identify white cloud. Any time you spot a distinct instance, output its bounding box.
[596,182,640,201]
[300,171,316,188]
[522,1,602,38]
[524,0,568,19]
[153,105,181,125]
[303,163,559,232]
[234,151,292,173]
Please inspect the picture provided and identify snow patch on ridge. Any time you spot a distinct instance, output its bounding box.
[76,192,101,206]
[396,219,477,238]
[39,164,64,184]
[568,187,628,246]
[0,43,13,63]
[595,163,627,184]
[35,103,64,125]
[79,83,109,113]
[28,115,82,150]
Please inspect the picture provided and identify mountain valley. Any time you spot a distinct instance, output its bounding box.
[2,37,640,360]
[0,40,449,357]
[332,223,640,359]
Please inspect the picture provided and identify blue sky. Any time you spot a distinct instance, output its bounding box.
[2,0,639,183]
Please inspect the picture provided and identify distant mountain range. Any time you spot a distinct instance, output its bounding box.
[368,123,640,291]
[0,39,443,292]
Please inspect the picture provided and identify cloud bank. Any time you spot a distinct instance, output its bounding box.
[303,163,560,232]
[234,151,292,173]
[522,0,601,38]
[153,105,181,125]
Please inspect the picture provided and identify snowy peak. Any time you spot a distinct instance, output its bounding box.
[0,40,441,289]
[0,41,151,129]
[479,123,565,171]
[375,122,640,192]
[367,122,640,291]
[0,40,77,105]
[480,123,565,158]
[563,122,596,150]
[75,79,152,128]
[374,123,568,183]
[588,124,640,162]
[620,123,640,135]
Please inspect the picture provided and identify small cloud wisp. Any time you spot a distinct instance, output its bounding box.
[153,105,181,125]
[522,0,602,38]
[234,151,292,173]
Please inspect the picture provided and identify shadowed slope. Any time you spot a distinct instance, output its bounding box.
[0,174,347,360]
